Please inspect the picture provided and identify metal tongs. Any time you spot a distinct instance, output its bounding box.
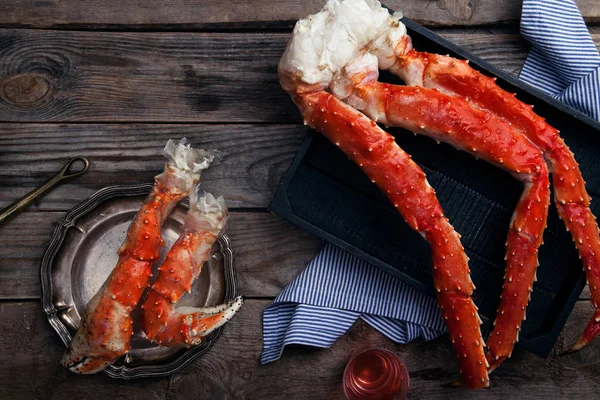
[0,157,90,225]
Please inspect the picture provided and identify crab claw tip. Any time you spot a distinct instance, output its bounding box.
[443,379,463,388]
[562,339,588,356]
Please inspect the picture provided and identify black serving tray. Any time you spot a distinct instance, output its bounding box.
[269,16,600,358]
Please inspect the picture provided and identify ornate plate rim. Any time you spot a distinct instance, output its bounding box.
[40,183,238,379]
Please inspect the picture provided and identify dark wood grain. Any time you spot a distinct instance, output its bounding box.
[1,300,598,399]
[0,301,169,399]
[0,0,598,29]
[2,3,600,398]
[0,30,295,123]
[1,30,597,123]
[0,210,322,300]
[0,124,307,210]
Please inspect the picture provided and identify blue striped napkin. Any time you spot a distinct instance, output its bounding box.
[520,0,600,119]
[261,0,600,364]
[261,244,446,363]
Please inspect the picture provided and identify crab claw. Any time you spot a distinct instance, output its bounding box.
[60,291,131,373]
[62,353,118,374]
[151,296,245,347]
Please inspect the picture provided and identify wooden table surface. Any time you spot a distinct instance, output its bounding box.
[1,1,600,399]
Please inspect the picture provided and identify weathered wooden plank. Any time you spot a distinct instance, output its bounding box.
[0,30,295,123]
[1,208,593,302]
[0,124,307,210]
[1,30,597,123]
[0,211,322,300]
[0,0,598,29]
[1,300,598,399]
[0,301,169,399]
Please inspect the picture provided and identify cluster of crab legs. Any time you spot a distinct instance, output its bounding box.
[62,139,243,374]
[280,0,600,389]
[58,0,600,388]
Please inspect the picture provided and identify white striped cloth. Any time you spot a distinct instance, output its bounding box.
[261,244,445,363]
[520,0,600,120]
[261,0,600,364]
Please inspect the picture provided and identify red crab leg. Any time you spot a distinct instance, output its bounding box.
[61,139,213,374]
[349,79,550,372]
[141,192,243,347]
[393,50,600,353]
[292,89,489,389]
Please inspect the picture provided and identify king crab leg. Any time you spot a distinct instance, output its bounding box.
[391,49,600,354]
[276,0,573,387]
[61,139,214,374]
[339,61,551,371]
[291,89,489,389]
[141,191,243,347]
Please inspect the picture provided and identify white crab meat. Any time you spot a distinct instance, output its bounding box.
[278,0,409,91]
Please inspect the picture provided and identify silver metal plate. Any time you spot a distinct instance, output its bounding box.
[41,184,238,379]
